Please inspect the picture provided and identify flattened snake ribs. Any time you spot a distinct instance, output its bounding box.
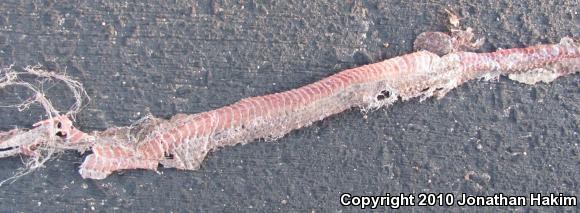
[0,28,578,180]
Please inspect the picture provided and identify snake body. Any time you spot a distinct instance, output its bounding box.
[0,30,577,179]
[77,36,579,179]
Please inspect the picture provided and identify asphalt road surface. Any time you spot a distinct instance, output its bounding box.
[0,0,578,212]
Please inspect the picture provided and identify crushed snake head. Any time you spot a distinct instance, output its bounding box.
[0,115,92,159]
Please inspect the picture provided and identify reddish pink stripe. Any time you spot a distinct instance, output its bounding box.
[264,95,276,116]
[311,83,325,98]
[325,78,338,90]
[91,156,104,171]
[319,80,336,93]
[212,108,226,131]
[335,72,352,86]
[392,60,401,75]
[275,94,288,112]
[85,155,97,170]
[337,70,355,84]
[179,122,190,142]
[69,130,84,143]
[397,58,408,74]
[137,143,149,159]
[267,94,280,111]
[190,119,199,143]
[237,101,251,125]
[303,87,315,104]
[171,128,182,145]
[293,90,304,106]
[401,55,412,74]
[103,159,114,172]
[297,89,309,105]
[209,111,219,136]
[229,104,241,128]
[558,46,566,57]
[276,93,287,112]
[143,141,156,159]
[343,69,361,83]
[118,159,128,170]
[303,87,315,105]
[90,145,100,157]
[333,76,346,88]
[186,121,197,142]
[264,95,277,113]
[307,85,320,100]
[295,89,305,105]
[292,89,306,106]
[149,139,164,159]
[161,134,173,151]
[244,99,259,123]
[349,68,368,83]
[262,95,276,114]
[112,147,122,157]
[251,97,267,119]
[368,64,381,79]
[282,91,295,107]
[92,146,103,157]
[376,61,392,78]
[284,91,297,108]
[318,81,333,95]
[199,113,212,136]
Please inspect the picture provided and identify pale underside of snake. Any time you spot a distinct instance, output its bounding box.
[0,28,579,180]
